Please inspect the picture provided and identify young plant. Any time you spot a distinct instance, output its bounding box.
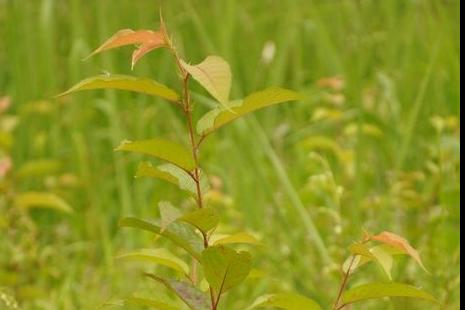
[58,15,437,310]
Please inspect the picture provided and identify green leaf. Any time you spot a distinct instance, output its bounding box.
[119,217,202,261]
[201,246,252,296]
[115,138,196,171]
[145,274,210,310]
[181,56,231,105]
[197,87,301,135]
[247,293,322,310]
[56,74,179,102]
[370,246,393,280]
[180,207,219,233]
[159,201,182,232]
[123,296,178,310]
[16,159,61,179]
[136,162,198,195]
[115,248,189,275]
[213,232,260,246]
[349,243,375,258]
[15,192,72,213]
[342,282,438,306]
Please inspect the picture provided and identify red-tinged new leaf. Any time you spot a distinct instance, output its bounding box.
[85,29,166,69]
[370,231,427,272]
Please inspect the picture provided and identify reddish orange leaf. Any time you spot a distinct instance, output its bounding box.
[371,231,427,272]
[85,29,166,69]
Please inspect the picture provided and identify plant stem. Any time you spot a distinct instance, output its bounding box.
[333,255,356,310]
[168,37,218,310]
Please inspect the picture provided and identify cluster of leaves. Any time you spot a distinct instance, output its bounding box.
[59,15,438,310]
[0,96,74,308]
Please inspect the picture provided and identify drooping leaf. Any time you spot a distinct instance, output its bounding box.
[16,159,61,179]
[213,232,260,246]
[342,282,438,306]
[247,293,322,310]
[159,201,182,232]
[119,217,201,261]
[201,246,252,296]
[115,139,195,172]
[181,56,231,105]
[136,162,198,195]
[370,231,427,271]
[145,274,210,310]
[123,296,178,310]
[84,29,166,69]
[115,248,189,275]
[197,87,302,135]
[56,75,179,102]
[179,207,219,233]
[370,246,393,280]
[15,192,72,213]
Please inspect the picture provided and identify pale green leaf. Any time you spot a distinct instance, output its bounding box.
[181,56,231,104]
[180,207,219,233]
[159,201,182,232]
[115,248,189,275]
[342,282,438,306]
[145,274,210,310]
[349,243,375,258]
[136,162,197,195]
[213,232,260,246]
[370,246,393,280]
[15,192,72,213]
[115,138,196,171]
[56,75,179,102]
[119,217,202,261]
[201,246,251,296]
[123,296,178,310]
[197,87,301,135]
[247,293,322,310]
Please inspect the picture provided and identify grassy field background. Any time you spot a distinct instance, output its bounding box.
[0,0,460,309]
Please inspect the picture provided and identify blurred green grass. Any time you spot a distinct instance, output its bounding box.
[0,0,460,309]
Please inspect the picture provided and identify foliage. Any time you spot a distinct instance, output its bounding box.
[58,13,440,309]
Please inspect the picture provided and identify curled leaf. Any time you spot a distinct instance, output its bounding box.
[85,29,166,69]
[181,56,232,105]
[371,231,427,272]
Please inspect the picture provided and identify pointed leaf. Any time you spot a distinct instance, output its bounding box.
[197,87,301,135]
[181,56,231,104]
[123,296,178,310]
[371,231,427,271]
[179,207,219,233]
[115,139,195,171]
[247,293,322,310]
[136,162,198,195]
[119,217,201,261]
[213,232,260,246]
[15,192,72,213]
[370,246,393,280]
[342,282,438,305]
[146,274,210,310]
[56,75,179,102]
[84,29,166,68]
[201,246,252,296]
[159,201,182,232]
[115,248,189,275]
